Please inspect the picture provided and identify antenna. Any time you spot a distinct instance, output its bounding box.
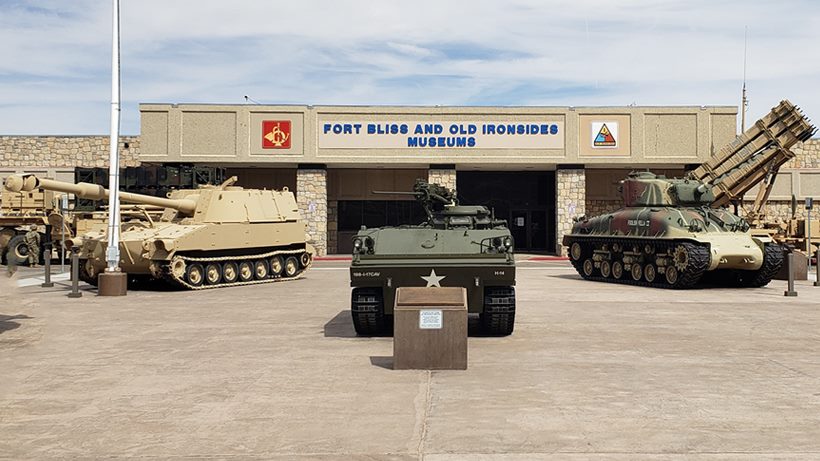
[244,95,262,105]
[741,26,749,132]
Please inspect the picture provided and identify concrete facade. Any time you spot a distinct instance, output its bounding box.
[5,104,820,255]
[135,103,738,254]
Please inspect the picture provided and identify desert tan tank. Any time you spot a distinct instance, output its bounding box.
[4,174,314,289]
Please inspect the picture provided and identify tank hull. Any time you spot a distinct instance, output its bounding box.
[350,258,515,315]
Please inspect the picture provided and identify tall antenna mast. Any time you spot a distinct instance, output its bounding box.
[741,26,748,132]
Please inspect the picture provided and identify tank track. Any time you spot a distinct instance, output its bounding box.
[481,286,516,336]
[351,287,391,336]
[566,237,710,289]
[163,248,312,290]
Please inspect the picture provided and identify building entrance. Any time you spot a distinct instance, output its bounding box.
[457,171,556,253]
[329,168,427,254]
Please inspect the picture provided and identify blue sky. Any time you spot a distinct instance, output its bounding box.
[1,0,818,135]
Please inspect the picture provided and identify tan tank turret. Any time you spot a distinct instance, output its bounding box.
[4,174,315,289]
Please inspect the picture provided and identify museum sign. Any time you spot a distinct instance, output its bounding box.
[319,121,564,149]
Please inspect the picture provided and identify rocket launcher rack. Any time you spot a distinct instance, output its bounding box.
[687,99,816,209]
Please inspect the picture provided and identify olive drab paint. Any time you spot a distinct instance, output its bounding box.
[349,180,516,337]
[563,172,784,289]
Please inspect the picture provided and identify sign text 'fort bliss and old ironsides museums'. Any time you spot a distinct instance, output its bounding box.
[318,121,564,149]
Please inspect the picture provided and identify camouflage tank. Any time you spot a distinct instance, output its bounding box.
[563,172,783,288]
[4,174,314,289]
[350,179,516,336]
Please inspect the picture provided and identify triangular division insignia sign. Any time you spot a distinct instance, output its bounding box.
[593,123,617,147]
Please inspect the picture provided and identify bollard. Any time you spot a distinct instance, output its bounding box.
[67,250,83,298]
[815,248,820,287]
[785,252,798,297]
[41,242,53,288]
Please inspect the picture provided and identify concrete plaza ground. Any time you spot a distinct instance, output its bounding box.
[1,260,819,460]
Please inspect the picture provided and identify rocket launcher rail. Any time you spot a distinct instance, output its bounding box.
[4,174,198,216]
[687,99,816,208]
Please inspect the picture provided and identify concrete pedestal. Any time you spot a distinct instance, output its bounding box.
[393,287,467,370]
[98,271,128,296]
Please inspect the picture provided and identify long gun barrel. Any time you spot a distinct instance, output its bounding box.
[4,174,198,216]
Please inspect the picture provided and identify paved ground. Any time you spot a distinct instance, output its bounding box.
[1,260,819,460]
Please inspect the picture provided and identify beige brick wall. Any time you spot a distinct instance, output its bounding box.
[556,169,585,254]
[428,169,457,191]
[783,139,820,169]
[296,169,328,256]
[0,136,140,168]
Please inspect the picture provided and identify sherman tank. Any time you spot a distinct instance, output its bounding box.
[4,174,314,289]
[350,179,516,336]
[563,172,783,288]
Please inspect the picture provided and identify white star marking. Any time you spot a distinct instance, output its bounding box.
[421,269,446,287]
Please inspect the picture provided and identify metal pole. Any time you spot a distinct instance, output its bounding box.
[40,225,54,288]
[808,208,812,277]
[104,0,122,274]
[68,250,82,298]
[60,194,67,273]
[784,252,797,297]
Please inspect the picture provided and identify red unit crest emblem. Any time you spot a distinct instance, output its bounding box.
[262,120,291,149]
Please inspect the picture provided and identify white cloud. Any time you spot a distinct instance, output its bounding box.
[0,0,818,134]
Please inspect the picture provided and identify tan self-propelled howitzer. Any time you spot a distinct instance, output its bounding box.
[4,174,314,289]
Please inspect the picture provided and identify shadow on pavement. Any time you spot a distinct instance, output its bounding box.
[0,314,33,334]
[369,356,393,369]
[324,310,357,338]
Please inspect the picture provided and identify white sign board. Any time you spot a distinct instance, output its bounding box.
[319,121,564,150]
[419,309,443,329]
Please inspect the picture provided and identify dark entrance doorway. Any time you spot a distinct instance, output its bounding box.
[457,171,556,253]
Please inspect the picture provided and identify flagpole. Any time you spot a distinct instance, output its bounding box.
[104,0,122,276]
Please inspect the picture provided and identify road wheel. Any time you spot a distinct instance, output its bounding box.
[665,265,679,285]
[631,263,643,281]
[582,259,594,277]
[185,263,204,287]
[612,261,624,279]
[238,261,254,282]
[570,242,583,261]
[600,260,611,278]
[300,252,312,267]
[284,256,299,277]
[222,262,238,283]
[644,264,657,283]
[254,259,269,280]
[269,256,284,276]
[205,263,222,285]
[6,235,29,266]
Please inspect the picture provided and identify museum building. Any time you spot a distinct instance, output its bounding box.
[137,103,741,255]
[4,102,782,256]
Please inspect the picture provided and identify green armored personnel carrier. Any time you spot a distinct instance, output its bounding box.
[350,180,516,336]
[563,172,783,288]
